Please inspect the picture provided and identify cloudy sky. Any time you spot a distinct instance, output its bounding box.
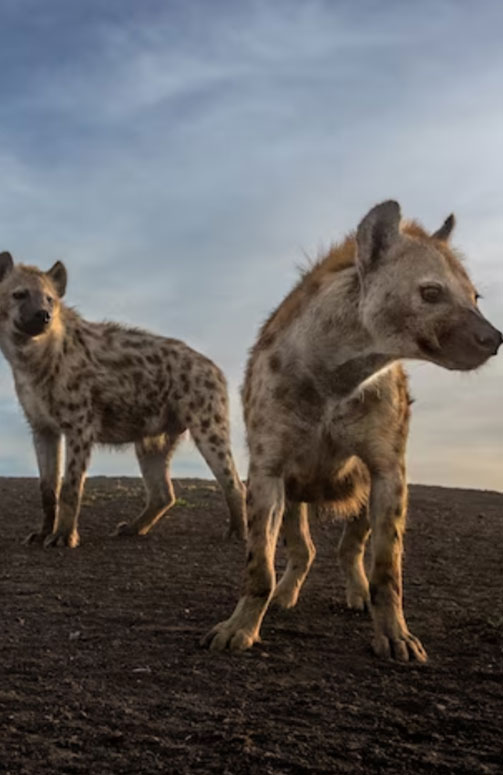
[0,0,501,491]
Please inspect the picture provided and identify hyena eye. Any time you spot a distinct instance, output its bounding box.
[12,290,28,301]
[46,295,54,305]
[420,284,443,303]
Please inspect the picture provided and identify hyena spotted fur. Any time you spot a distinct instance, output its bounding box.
[204,200,502,662]
[0,253,246,548]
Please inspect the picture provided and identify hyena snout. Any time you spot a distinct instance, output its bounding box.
[441,310,502,370]
[472,321,502,356]
[18,306,53,337]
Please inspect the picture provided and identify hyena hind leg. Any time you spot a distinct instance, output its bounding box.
[338,506,371,611]
[114,436,178,537]
[191,424,247,540]
[273,502,316,609]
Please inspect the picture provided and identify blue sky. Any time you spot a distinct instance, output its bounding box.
[0,0,502,490]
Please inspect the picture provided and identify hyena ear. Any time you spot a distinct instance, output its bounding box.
[46,261,67,298]
[0,251,14,282]
[356,200,401,275]
[431,213,455,242]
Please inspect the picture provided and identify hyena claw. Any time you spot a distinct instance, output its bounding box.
[113,521,138,537]
[201,622,258,652]
[44,531,80,549]
[372,631,428,663]
[225,522,247,541]
[345,588,370,613]
[23,531,49,546]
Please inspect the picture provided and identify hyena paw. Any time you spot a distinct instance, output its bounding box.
[44,530,80,549]
[113,521,139,537]
[345,581,370,612]
[372,628,428,663]
[225,521,247,541]
[24,530,50,546]
[201,620,258,652]
[272,581,300,609]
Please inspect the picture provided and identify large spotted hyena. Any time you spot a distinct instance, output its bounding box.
[0,252,246,548]
[203,200,502,661]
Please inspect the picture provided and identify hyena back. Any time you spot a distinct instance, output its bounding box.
[203,200,501,661]
[0,253,246,548]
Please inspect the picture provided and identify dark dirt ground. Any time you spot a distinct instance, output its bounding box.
[0,477,502,775]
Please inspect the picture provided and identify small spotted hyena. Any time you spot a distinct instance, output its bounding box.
[0,252,246,548]
[203,200,502,662]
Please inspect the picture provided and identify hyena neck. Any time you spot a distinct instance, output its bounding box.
[294,269,396,397]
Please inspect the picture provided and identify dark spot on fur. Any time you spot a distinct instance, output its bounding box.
[273,385,289,402]
[249,416,262,431]
[261,331,275,348]
[269,354,281,372]
[295,377,321,407]
[266,460,283,478]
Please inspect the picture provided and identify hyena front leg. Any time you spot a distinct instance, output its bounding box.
[44,430,93,549]
[368,467,427,662]
[338,505,371,611]
[273,502,316,609]
[202,472,284,651]
[25,428,62,545]
[114,435,178,537]
[191,421,247,540]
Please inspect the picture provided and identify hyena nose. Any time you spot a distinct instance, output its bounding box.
[34,310,51,325]
[474,328,502,355]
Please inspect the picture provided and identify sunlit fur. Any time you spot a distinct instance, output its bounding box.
[204,200,501,663]
[0,254,246,548]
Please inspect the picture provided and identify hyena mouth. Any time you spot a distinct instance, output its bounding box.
[15,319,50,338]
[416,336,441,358]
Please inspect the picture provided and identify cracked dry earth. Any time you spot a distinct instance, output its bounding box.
[0,477,502,774]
